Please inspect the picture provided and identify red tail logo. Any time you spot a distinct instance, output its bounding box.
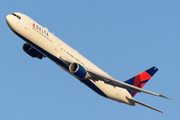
[124,66,158,97]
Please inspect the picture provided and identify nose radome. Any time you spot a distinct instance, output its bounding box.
[6,14,12,28]
[6,14,13,26]
[6,14,16,30]
[6,14,10,23]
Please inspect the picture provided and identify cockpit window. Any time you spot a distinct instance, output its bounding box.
[12,13,16,16]
[11,13,21,20]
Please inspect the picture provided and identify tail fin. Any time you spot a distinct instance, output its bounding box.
[124,66,158,97]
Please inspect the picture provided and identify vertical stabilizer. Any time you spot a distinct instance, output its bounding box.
[124,66,158,97]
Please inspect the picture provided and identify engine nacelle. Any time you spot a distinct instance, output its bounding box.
[69,63,88,79]
[23,43,44,59]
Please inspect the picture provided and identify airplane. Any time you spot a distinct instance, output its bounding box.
[6,12,174,114]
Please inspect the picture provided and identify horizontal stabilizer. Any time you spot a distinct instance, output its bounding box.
[126,97,164,114]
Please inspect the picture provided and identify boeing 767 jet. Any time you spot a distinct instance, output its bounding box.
[6,12,174,114]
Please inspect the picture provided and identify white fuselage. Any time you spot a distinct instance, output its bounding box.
[6,13,133,105]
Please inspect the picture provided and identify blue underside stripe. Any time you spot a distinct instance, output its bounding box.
[13,30,107,98]
[82,80,107,98]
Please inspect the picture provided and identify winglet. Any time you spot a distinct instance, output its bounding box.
[126,97,165,114]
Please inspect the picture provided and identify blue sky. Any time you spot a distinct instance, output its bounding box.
[0,0,179,120]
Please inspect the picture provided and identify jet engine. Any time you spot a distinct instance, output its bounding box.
[69,63,89,79]
[23,43,44,59]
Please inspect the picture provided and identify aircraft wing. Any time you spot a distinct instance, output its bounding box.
[87,69,173,100]
[126,97,164,114]
[59,56,173,101]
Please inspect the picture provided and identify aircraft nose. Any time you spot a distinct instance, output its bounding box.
[6,14,12,28]
[6,14,13,23]
[6,14,10,23]
[6,14,17,30]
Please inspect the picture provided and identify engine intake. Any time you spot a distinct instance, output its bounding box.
[69,63,88,79]
[23,43,44,59]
